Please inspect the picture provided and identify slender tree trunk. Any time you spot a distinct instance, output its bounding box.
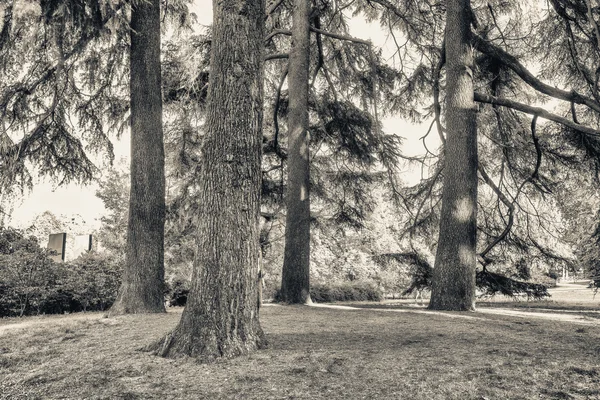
[148,0,266,361]
[281,0,311,304]
[109,0,165,315]
[428,0,478,311]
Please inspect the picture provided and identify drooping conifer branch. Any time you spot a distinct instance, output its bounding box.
[267,0,285,16]
[309,27,371,46]
[472,34,600,114]
[265,53,289,61]
[474,92,600,137]
[265,29,292,43]
[311,17,338,100]
[530,115,542,180]
[0,2,125,115]
[265,27,371,47]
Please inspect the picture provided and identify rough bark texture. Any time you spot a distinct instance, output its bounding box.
[428,0,478,311]
[281,0,311,304]
[149,0,266,361]
[109,0,166,315]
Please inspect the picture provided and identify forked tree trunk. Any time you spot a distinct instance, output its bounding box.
[148,0,266,360]
[428,0,478,311]
[109,0,166,315]
[281,0,311,304]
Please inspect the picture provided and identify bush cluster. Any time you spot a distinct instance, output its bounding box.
[310,282,383,302]
[165,279,189,307]
[274,281,383,303]
[0,228,122,317]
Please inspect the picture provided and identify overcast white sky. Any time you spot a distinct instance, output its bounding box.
[6,0,429,230]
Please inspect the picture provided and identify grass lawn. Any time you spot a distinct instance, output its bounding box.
[1,299,600,400]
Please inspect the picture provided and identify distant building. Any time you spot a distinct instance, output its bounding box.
[47,233,93,262]
[47,233,67,262]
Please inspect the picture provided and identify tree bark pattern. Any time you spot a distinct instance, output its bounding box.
[109,0,166,315]
[150,0,266,360]
[429,0,477,311]
[281,0,311,304]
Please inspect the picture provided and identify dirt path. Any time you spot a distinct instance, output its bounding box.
[477,307,600,325]
[274,302,600,325]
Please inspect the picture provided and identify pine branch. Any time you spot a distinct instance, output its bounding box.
[472,34,600,114]
[530,116,542,180]
[265,53,289,61]
[265,29,292,42]
[474,92,600,137]
[309,27,371,46]
[266,0,285,16]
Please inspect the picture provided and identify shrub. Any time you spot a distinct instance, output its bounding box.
[165,279,189,307]
[62,252,122,312]
[0,228,58,316]
[275,282,383,303]
[0,227,123,316]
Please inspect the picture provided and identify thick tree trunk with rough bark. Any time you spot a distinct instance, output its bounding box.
[428,0,478,311]
[109,0,165,315]
[149,0,266,361]
[281,0,311,304]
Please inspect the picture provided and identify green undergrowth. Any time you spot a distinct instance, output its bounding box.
[1,304,600,399]
[274,281,383,303]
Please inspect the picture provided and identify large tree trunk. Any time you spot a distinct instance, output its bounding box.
[280,0,311,304]
[149,0,266,361]
[109,0,165,315]
[428,0,478,311]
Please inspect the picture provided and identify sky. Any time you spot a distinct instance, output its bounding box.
[5,0,430,230]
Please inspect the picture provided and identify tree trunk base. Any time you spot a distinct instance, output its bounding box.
[427,300,475,312]
[107,287,166,316]
[147,318,266,362]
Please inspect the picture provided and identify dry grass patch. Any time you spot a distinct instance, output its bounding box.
[0,305,599,399]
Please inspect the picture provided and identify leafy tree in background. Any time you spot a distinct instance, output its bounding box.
[0,227,56,316]
[95,168,129,255]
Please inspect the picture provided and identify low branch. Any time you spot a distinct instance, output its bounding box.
[530,115,542,179]
[265,53,289,61]
[266,0,285,16]
[571,100,579,124]
[265,29,291,42]
[472,34,600,114]
[474,92,600,136]
[309,27,371,46]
